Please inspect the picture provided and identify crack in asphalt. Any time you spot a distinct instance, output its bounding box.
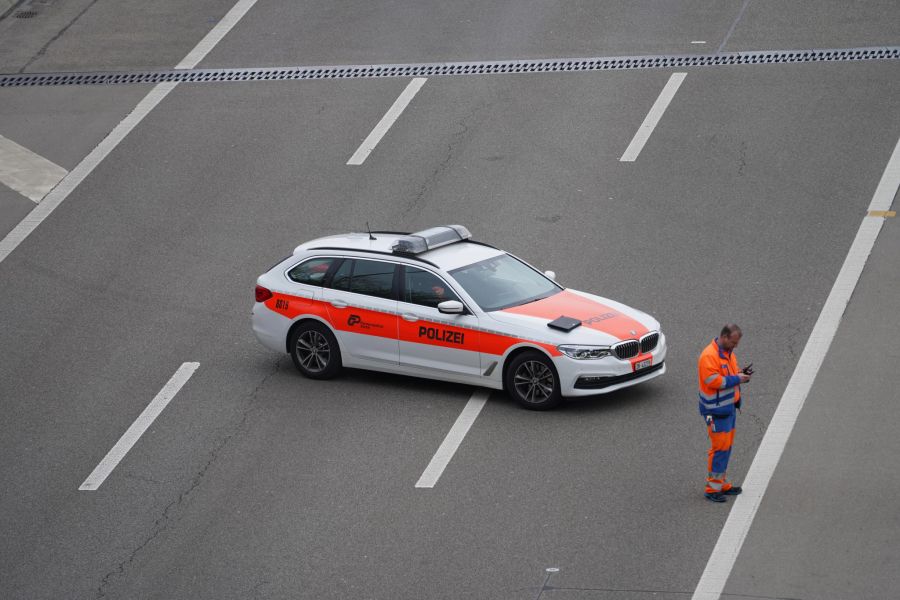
[19,0,102,73]
[741,409,768,440]
[94,357,284,599]
[784,324,804,360]
[401,99,488,225]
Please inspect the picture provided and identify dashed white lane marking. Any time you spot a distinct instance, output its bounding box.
[79,362,199,491]
[619,72,686,162]
[691,41,707,44]
[0,134,68,203]
[175,0,259,69]
[692,135,900,600]
[0,83,176,265]
[717,0,751,54]
[415,388,488,488]
[0,0,258,266]
[347,77,427,165]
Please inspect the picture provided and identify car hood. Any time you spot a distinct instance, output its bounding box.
[487,289,660,345]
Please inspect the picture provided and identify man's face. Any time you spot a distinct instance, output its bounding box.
[720,331,742,351]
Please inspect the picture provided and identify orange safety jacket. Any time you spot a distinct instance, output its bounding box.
[697,338,742,416]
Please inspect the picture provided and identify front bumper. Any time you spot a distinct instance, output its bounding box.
[553,332,668,397]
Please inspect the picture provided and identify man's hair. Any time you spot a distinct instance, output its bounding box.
[721,323,742,338]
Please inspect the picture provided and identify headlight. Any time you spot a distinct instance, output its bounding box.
[557,345,612,359]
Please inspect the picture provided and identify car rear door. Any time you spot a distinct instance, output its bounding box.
[321,258,400,365]
[397,265,481,376]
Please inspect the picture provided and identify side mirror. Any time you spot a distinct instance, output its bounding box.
[544,270,556,281]
[437,300,465,315]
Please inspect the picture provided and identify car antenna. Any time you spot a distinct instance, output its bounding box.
[366,222,377,240]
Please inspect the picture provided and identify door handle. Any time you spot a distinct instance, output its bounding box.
[401,313,419,322]
[330,300,348,308]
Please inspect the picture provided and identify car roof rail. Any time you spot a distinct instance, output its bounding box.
[306,246,440,268]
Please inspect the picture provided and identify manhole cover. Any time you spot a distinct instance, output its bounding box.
[15,10,39,18]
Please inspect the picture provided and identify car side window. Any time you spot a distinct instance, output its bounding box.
[403,266,461,308]
[348,259,396,299]
[330,259,352,291]
[287,257,337,287]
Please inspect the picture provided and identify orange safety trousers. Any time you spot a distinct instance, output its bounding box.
[705,413,736,494]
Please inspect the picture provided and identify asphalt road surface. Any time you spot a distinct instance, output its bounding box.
[1,2,898,599]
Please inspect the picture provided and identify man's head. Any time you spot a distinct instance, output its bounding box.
[718,323,743,351]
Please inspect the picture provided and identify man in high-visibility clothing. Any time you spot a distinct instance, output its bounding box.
[698,324,752,502]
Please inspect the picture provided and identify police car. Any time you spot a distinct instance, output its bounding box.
[252,225,666,409]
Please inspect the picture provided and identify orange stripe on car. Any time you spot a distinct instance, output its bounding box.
[501,290,649,340]
[267,292,561,356]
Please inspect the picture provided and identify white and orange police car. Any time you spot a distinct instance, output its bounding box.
[252,225,666,409]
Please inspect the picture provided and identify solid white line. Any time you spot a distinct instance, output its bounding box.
[175,0,258,69]
[79,362,199,491]
[691,136,900,600]
[0,0,257,266]
[415,389,489,488]
[0,134,68,203]
[619,72,686,162]
[347,77,427,165]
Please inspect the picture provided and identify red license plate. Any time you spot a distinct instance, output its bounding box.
[634,358,652,371]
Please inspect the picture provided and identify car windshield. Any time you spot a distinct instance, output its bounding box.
[449,253,561,312]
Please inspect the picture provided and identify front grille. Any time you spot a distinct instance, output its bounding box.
[641,332,659,354]
[575,361,665,389]
[613,340,640,360]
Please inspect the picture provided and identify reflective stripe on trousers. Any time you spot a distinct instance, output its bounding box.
[705,415,735,494]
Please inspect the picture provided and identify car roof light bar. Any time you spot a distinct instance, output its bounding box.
[392,225,471,255]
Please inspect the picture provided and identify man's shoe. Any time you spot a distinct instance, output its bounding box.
[704,492,727,503]
[723,486,743,496]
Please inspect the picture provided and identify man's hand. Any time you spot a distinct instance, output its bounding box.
[738,372,751,383]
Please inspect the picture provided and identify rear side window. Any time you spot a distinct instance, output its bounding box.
[287,257,336,286]
[403,266,461,308]
[331,259,352,291]
[327,259,397,299]
[349,260,396,299]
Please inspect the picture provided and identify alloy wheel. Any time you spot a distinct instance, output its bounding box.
[296,330,330,373]
[513,360,555,404]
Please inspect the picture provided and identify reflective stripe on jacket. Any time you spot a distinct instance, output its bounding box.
[697,338,741,416]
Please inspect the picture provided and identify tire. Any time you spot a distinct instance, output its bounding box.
[504,350,562,410]
[288,321,342,380]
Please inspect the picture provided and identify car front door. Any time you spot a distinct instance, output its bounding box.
[322,258,400,365]
[397,265,481,376]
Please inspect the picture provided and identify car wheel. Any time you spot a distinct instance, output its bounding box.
[289,321,342,380]
[505,351,562,410]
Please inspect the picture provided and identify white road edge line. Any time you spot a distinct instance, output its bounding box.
[415,389,489,488]
[0,134,68,203]
[79,362,200,491]
[347,77,427,165]
[619,72,686,162]
[691,135,900,600]
[0,0,259,266]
